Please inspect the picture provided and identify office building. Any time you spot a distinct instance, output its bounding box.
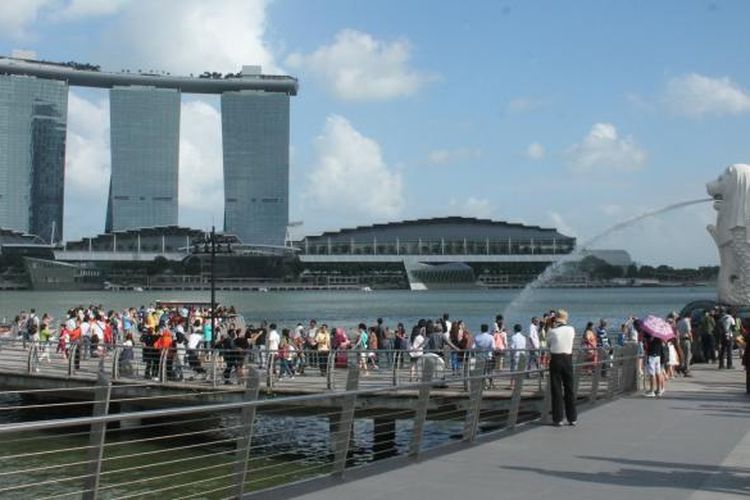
[0,74,67,242]
[221,91,290,245]
[0,57,298,241]
[106,86,180,232]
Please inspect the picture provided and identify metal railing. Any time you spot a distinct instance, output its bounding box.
[0,344,640,499]
[0,338,636,395]
[0,338,634,393]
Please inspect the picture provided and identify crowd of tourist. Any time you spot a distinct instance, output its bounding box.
[3,304,746,395]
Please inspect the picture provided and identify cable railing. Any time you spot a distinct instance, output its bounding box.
[0,338,635,397]
[0,344,641,499]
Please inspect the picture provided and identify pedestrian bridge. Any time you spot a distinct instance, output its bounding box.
[0,338,644,498]
[292,363,749,500]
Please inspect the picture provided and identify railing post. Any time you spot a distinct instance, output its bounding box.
[68,343,79,376]
[326,350,336,390]
[391,350,400,387]
[573,349,585,396]
[158,349,168,383]
[463,359,487,442]
[331,362,359,478]
[265,351,274,393]
[541,361,553,425]
[590,351,602,403]
[27,343,38,374]
[233,368,261,498]
[409,357,434,458]
[212,349,220,388]
[111,347,121,381]
[608,346,622,398]
[462,351,470,391]
[506,353,527,429]
[82,372,112,500]
[625,343,639,392]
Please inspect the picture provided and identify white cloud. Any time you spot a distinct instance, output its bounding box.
[178,99,223,226]
[449,197,494,219]
[63,90,111,239]
[0,0,55,39]
[11,48,37,59]
[526,142,545,160]
[548,211,577,238]
[567,123,646,173]
[665,73,750,117]
[600,204,623,216]
[65,91,110,192]
[63,92,226,238]
[427,147,481,166]
[103,0,277,75]
[307,115,403,218]
[286,29,435,101]
[54,0,129,20]
[507,97,542,113]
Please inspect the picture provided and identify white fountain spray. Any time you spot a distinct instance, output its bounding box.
[502,198,713,319]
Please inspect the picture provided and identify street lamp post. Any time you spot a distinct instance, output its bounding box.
[190,227,233,345]
[210,225,216,344]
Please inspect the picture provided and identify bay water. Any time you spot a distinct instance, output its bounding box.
[0,286,714,333]
[0,287,715,497]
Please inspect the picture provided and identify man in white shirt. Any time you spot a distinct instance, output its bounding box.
[509,324,527,372]
[676,314,692,375]
[547,309,577,426]
[267,323,281,373]
[527,318,541,373]
[718,308,736,369]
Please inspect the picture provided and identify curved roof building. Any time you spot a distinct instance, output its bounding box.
[296,217,577,290]
[299,216,575,257]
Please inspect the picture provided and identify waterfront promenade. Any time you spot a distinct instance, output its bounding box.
[293,364,749,500]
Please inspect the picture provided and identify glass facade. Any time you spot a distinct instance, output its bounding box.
[106,86,180,232]
[221,91,289,245]
[0,75,67,242]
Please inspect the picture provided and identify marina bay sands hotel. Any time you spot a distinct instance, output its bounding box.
[0,57,298,245]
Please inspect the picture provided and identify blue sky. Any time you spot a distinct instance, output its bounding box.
[1,0,749,266]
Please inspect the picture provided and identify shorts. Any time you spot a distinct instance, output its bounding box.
[646,355,662,376]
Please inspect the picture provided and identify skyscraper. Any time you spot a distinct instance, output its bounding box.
[221,91,290,245]
[106,86,180,232]
[0,75,67,243]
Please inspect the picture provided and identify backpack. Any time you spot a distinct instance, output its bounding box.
[28,316,38,335]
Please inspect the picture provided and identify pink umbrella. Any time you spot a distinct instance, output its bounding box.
[639,315,676,341]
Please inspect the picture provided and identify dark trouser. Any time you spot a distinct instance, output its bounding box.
[144,348,157,378]
[718,337,733,369]
[550,353,577,424]
[187,350,205,374]
[318,350,329,375]
[679,339,692,373]
[223,357,237,380]
[526,350,539,376]
[702,334,715,363]
[380,338,394,367]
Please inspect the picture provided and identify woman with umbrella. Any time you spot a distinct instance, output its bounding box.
[639,315,675,398]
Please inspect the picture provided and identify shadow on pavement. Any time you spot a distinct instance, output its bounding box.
[502,455,749,496]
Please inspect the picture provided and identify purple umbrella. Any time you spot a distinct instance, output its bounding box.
[640,315,676,341]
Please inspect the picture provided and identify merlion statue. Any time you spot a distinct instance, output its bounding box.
[707,163,750,305]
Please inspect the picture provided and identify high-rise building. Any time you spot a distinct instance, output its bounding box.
[0,75,67,243]
[221,91,290,245]
[106,86,180,232]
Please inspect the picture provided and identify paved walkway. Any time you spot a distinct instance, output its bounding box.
[295,363,749,500]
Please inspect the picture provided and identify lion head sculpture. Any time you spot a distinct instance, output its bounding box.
[707,163,750,305]
[707,164,750,246]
